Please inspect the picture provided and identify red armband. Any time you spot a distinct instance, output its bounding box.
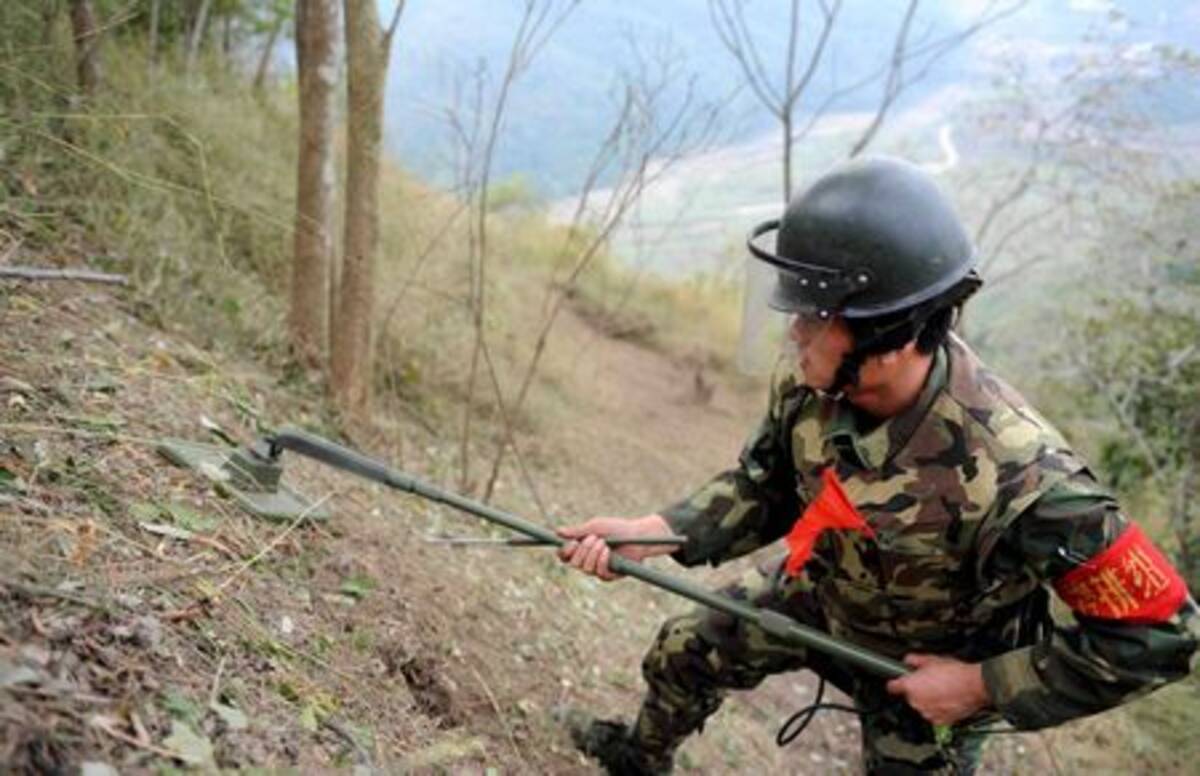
[1053,522,1187,623]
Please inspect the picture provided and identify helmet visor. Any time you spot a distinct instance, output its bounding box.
[736,258,791,375]
[768,269,823,314]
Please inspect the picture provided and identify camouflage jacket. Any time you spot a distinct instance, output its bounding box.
[662,335,1198,729]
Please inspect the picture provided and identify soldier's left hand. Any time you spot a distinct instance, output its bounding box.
[885,653,991,726]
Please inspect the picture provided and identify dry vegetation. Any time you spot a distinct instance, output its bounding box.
[2,12,1197,776]
[0,272,1060,775]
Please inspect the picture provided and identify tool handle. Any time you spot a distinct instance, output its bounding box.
[267,426,909,680]
[425,535,686,547]
[511,536,686,547]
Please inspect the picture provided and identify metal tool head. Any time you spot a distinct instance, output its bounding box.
[156,437,329,523]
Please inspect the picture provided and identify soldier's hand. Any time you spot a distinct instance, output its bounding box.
[885,653,991,726]
[556,514,676,582]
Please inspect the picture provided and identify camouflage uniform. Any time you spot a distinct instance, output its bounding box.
[630,335,1198,773]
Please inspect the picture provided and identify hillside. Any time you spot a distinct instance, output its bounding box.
[3,5,1198,775]
[7,235,1198,775]
[0,262,1064,775]
[387,0,1198,197]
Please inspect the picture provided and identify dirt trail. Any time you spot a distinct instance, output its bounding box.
[0,281,1057,773]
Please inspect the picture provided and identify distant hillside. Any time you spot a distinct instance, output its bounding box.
[382,0,1196,198]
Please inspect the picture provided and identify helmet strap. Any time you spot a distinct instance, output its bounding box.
[815,274,979,399]
[827,349,865,399]
[825,311,931,399]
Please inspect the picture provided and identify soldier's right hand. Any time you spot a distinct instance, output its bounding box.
[556,514,676,582]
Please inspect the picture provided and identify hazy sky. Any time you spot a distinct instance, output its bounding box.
[377,0,1199,197]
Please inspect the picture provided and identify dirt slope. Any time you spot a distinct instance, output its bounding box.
[2,279,1073,774]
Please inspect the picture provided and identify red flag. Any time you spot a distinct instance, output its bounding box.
[785,467,874,577]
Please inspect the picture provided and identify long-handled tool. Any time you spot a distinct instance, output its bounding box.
[423,535,688,548]
[160,425,908,680]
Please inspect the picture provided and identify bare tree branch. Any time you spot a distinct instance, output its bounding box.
[454,0,582,493]
[846,0,919,158]
[708,0,841,199]
[480,50,722,501]
[384,0,407,45]
[0,266,127,285]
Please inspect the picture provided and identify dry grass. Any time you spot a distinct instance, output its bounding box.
[0,277,1096,775]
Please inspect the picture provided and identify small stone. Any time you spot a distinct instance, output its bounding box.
[114,593,144,609]
[280,616,294,636]
[0,660,42,688]
[18,644,51,667]
[134,616,163,649]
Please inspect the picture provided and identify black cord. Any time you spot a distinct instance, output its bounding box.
[775,677,880,746]
[776,678,1023,747]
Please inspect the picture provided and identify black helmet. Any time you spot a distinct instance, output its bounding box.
[747,156,979,319]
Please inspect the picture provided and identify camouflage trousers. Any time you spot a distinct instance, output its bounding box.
[632,562,984,774]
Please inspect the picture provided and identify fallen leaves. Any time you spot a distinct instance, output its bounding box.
[210,701,248,731]
[162,719,216,768]
[0,464,27,495]
[339,573,376,601]
[133,500,241,561]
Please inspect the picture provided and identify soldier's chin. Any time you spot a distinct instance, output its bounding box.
[794,361,832,392]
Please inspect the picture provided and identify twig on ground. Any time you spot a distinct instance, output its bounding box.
[227,594,358,682]
[0,235,23,264]
[0,266,128,285]
[209,656,227,707]
[212,491,333,596]
[322,716,376,770]
[138,522,241,561]
[1,579,127,613]
[5,684,115,706]
[468,664,529,770]
[160,491,333,621]
[90,714,180,759]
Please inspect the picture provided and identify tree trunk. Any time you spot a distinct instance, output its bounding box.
[148,0,160,67]
[222,11,233,56]
[68,0,102,96]
[253,14,284,91]
[333,0,402,415]
[185,0,213,76]
[42,1,61,45]
[781,111,793,202]
[290,0,339,369]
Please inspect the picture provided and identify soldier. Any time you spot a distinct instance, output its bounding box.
[556,157,1198,774]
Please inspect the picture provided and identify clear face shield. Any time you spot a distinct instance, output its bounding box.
[736,258,837,386]
[735,257,790,376]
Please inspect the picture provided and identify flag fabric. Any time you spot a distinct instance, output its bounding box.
[785,467,875,577]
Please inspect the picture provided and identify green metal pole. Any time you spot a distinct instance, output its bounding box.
[267,427,909,680]
[426,536,687,547]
